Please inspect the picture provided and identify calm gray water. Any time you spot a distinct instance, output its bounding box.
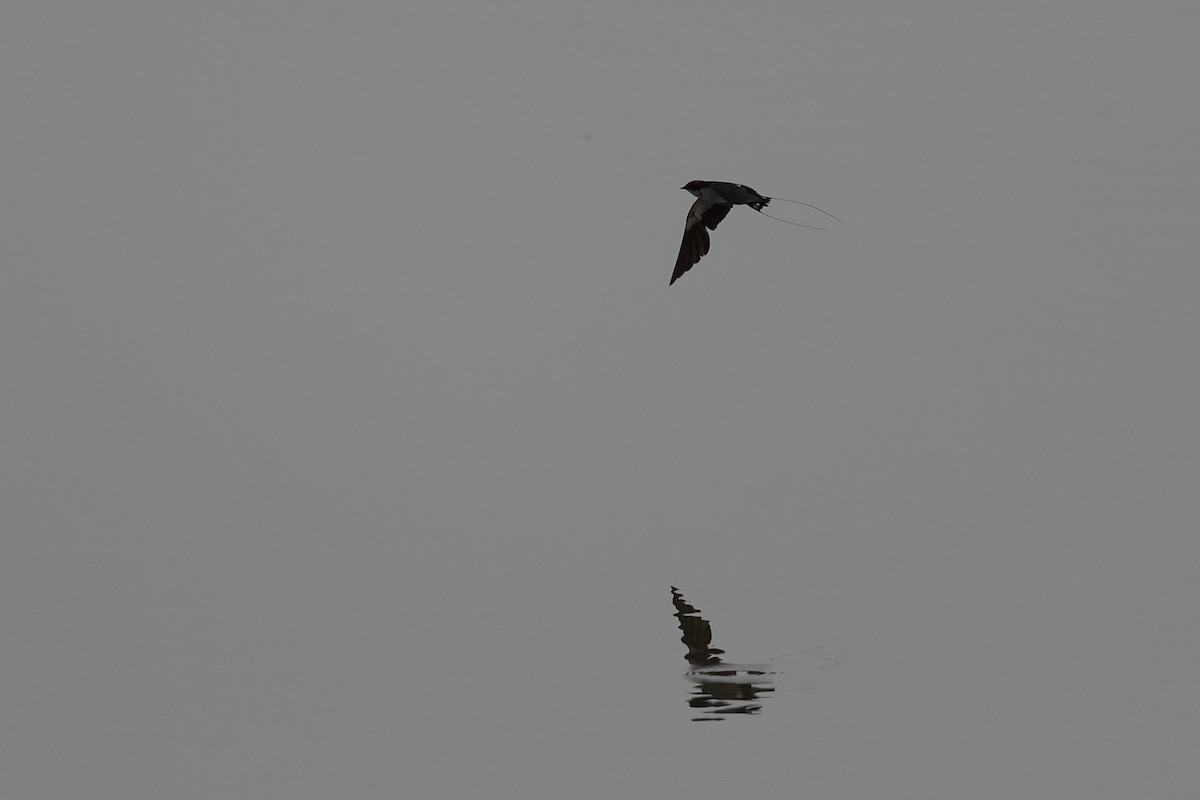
[3,3,1199,799]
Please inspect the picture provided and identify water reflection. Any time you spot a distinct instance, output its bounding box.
[670,586,778,720]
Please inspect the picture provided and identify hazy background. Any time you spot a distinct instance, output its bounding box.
[3,2,1198,798]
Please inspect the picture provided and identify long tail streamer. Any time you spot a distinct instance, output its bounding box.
[756,197,846,230]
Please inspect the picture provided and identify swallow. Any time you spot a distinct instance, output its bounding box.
[672,180,771,285]
[671,180,845,285]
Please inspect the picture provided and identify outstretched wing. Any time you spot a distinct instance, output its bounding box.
[671,200,731,285]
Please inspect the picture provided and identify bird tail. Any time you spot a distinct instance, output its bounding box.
[753,196,842,230]
[765,197,845,225]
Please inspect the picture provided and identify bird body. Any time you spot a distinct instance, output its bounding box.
[672,180,771,285]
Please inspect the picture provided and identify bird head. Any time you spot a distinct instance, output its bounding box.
[681,180,709,197]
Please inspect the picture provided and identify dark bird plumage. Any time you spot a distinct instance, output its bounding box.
[672,180,771,285]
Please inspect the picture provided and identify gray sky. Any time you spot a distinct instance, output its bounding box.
[3,1,1199,798]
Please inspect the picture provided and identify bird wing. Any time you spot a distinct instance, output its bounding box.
[671,199,731,285]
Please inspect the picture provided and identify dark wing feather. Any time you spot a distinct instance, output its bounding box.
[700,203,732,230]
[671,221,709,285]
[670,200,730,285]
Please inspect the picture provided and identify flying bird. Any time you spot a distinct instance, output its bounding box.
[671,180,843,285]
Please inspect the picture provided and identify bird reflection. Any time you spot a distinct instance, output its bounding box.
[671,586,777,720]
